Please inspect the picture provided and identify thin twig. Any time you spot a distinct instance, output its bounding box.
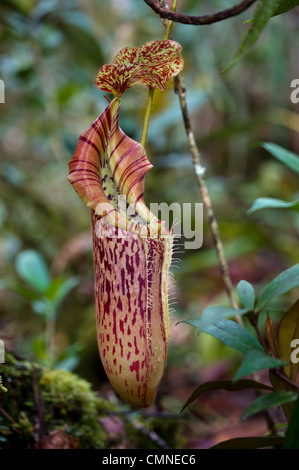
[174,75,240,316]
[272,368,299,392]
[144,0,256,25]
[32,363,44,441]
[129,417,171,449]
[0,407,22,434]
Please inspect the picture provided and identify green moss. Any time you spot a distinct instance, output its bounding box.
[0,352,186,449]
[40,369,117,448]
[0,353,117,449]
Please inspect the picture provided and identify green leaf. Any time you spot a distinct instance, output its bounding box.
[184,318,263,354]
[211,436,284,449]
[237,280,255,310]
[15,250,50,294]
[269,371,296,421]
[0,280,40,302]
[261,142,299,174]
[284,398,299,449]
[273,0,299,17]
[257,264,299,310]
[241,391,298,421]
[278,299,299,381]
[222,0,281,73]
[54,356,80,372]
[247,197,299,214]
[181,379,273,412]
[45,276,79,310]
[200,305,249,323]
[234,349,287,381]
[32,299,54,318]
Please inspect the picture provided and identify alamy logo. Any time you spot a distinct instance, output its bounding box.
[0,340,4,363]
[290,339,299,364]
[290,79,299,104]
[0,80,4,103]
[95,196,204,249]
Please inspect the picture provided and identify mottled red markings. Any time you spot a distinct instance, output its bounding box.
[130,360,140,382]
[120,268,125,295]
[127,257,136,287]
[112,308,118,344]
[119,338,123,358]
[134,336,139,355]
[89,200,172,406]
[95,40,184,96]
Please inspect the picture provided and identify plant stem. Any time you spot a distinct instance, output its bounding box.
[273,369,299,392]
[164,0,178,39]
[140,0,177,148]
[140,88,155,148]
[45,313,56,366]
[174,75,241,318]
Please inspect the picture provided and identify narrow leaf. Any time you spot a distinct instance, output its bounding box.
[200,305,249,323]
[15,250,50,294]
[181,379,273,412]
[278,299,299,381]
[269,370,296,421]
[237,280,255,310]
[222,0,281,73]
[262,142,299,174]
[284,398,299,449]
[184,318,263,355]
[273,0,299,17]
[234,349,287,381]
[211,436,284,449]
[241,391,298,421]
[257,264,299,310]
[0,280,40,302]
[247,197,299,214]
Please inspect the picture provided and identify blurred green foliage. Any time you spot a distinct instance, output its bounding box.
[1,0,299,440]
